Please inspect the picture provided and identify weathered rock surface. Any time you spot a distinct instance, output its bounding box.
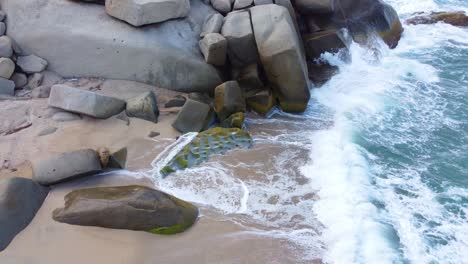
[16,55,48,74]
[251,5,310,113]
[126,91,159,123]
[172,99,211,133]
[0,57,14,79]
[221,10,259,67]
[199,33,227,66]
[1,0,222,92]
[164,95,186,108]
[303,29,348,59]
[0,177,49,251]
[233,64,264,93]
[53,185,198,234]
[221,112,244,128]
[161,127,252,177]
[0,77,14,96]
[233,0,253,10]
[32,149,102,185]
[294,0,333,14]
[0,36,13,58]
[211,0,231,13]
[406,11,468,27]
[246,89,275,115]
[105,0,190,26]
[200,13,224,37]
[48,85,126,119]
[214,81,246,121]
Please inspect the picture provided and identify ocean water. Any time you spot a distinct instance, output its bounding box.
[151,0,468,263]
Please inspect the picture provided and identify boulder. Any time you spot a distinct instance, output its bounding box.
[48,85,126,119]
[254,0,272,5]
[294,0,333,14]
[303,29,348,59]
[108,147,127,169]
[31,85,52,98]
[200,13,224,38]
[211,0,231,13]
[53,185,198,234]
[126,91,159,123]
[105,0,190,26]
[10,73,27,88]
[0,22,5,36]
[32,149,102,185]
[164,95,186,108]
[233,64,264,93]
[1,0,221,92]
[0,58,14,79]
[246,89,275,115]
[250,5,310,113]
[25,73,44,90]
[0,177,49,251]
[221,10,259,67]
[0,77,14,96]
[221,112,244,128]
[16,55,48,74]
[406,11,468,27]
[199,33,227,66]
[172,99,211,133]
[0,36,12,58]
[213,81,246,121]
[233,0,253,10]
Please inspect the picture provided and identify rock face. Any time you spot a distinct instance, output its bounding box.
[406,11,468,27]
[250,5,310,113]
[221,10,259,67]
[48,85,126,119]
[161,127,252,177]
[213,81,246,121]
[126,91,159,123]
[1,0,222,92]
[105,0,190,26]
[32,149,102,185]
[53,185,198,235]
[172,99,211,133]
[0,177,49,251]
[199,33,227,66]
[16,55,48,74]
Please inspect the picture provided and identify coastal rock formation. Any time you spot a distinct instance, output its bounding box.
[303,29,348,59]
[1,0,222,92]
[105,0,190,26]
[126,91,159,123]
[161,127,253,177]
[214,81,246,121]
[246,89,275,115]
[406,11,468,27]
[172,99,211,133]
[32,149,102,185]
[200,13,224,37]
[48,85,126,119]
[0,177,49,251]
[53,185,198,235]
[199,33,228,66]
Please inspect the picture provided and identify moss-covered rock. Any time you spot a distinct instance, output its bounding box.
[53,185,198,235]
[246,89,276,115]
[161,127,252,177]
[221,112,244,128]
[214,81,246,121]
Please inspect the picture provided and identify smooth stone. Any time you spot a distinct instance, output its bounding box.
[233,0,252,10]
[10,73,28,89]
[31,85,52,98]
[52,111,82,122]
[126,91,159,123]
[0,77,15,96]
[200,13,224,38]
[210,0,231,13]
[307,62,339,86]
[48,85,126,119]
[0,177,49,251]
[213,81,245,121]
[0,57,15,79]
[0,36,13,58]
[37,126,57,136]
[16,55,48,74]
[105,0,190,26]
[221,112,244,128]
[52,185,199,234]
[199,33,227,66]
[32,149,102,185]
[172,99,211,133]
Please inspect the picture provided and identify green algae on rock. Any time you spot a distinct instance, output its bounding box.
[161,127,253,177]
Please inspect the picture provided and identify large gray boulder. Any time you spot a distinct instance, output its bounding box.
[172,99,211,133]
[199,33,227,66]
[48,85,126,119]
[105,0,190,26]
[250,5,310,113]
[0,0,222,92]
[32,149,102,185]
[53,185,198,234]
[0,177,49,251]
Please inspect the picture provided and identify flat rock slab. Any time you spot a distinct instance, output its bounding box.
[32,149,102,185]
[0,177,49,251]
[53,185,198,234]
[49,85,126,119]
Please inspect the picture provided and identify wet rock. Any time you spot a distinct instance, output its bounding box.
[200,13,224,38]
[52,111,82,122]
[303,29,348,59]
[221,10,259,67]
[406,11,468,27]
[233,0,253,10]
[295,0,333,14]
[0,177,49,251]
[16,55,48,74]
[31,85,52,98]
[108,147,128,169]
[0,78,15,96]
[233,64,264,93]
[0,36,13,58]
[199,33,227,66]
[53,185,198,234]
[49,85,126,119]
[32,149,102,185]
[221,112,244,128]
[25,73,44,90]
[211,0,231,13]
[126,91,159,123]
[161,127,252,177]
[172,99,211,133]
[214,81,246,121]
[10,73,28,89]
[164,95,186,108]
[246,89,276,115]
[105,0,190,26]
[37,126,57,136]
[251,5,310,113]
[0,58,15,79]
[308,62,339,86]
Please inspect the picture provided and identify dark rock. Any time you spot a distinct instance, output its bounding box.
[148,131,161,138]
[246,89,276,115]
[214,81,246,121]
[53,185,198,235]
[188,92,212,105]
[164,95,186,108]
[233,64,264,93]
[406,11,468,27]
[108,147,127,169]
[32,149,102,185]
[295,0,333,14]
[172,99,211,133]
[303,29,348,59]
[308,62,339,86]
[221,112,244,128]
[126,91,159,123]
[0,177,49,251]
